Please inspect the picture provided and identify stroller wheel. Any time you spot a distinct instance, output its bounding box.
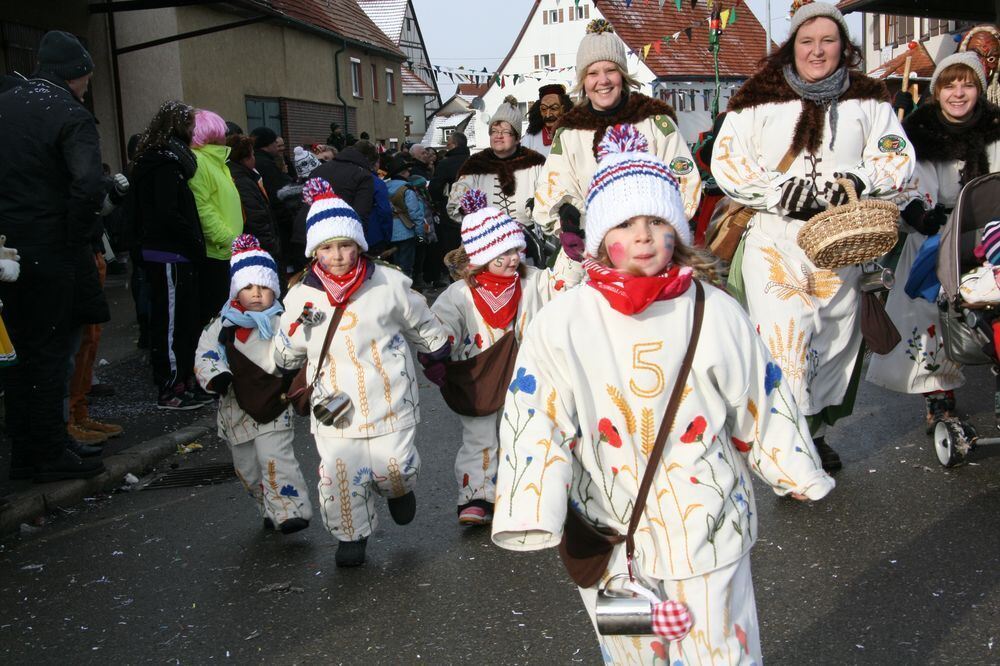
[933,417,973,467]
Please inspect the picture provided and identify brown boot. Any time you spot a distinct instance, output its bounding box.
[78,418,123,438]
[67,423,108,445]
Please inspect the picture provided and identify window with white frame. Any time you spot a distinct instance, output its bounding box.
[385,68,396,103]
[350,58,362,97]
[570,4,589,20]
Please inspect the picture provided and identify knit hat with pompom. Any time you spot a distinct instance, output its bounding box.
[576,19,627,75]
[489,96,524,137]
[459,189,526,267]
[302,177,368,257]
[584,124,689,258]
[229,234,280,299]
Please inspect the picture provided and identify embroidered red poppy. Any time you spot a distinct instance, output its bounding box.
[650,641,667,660]
[554,279,565,291]
[462,473,469,487]
[680,416,707,443]
[474,333,484,349]
[732,437,752,453]
[598,418,622,447]
[927,324,936,338]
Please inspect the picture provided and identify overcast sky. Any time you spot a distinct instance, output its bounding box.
[411,0,863,99]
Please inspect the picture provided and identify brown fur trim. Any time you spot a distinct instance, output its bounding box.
[456,146,547,196]
[728,67,890,155]
[555,93,679,158]
[903,101,1000,185]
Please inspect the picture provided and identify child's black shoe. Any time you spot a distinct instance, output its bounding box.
[336,537,368,567]
[388,491,416,525]
[279,517,309,534]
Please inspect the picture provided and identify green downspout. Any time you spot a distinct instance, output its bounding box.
[334,38,349,134]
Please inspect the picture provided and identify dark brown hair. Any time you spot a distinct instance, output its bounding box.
[759,16,863,73]
[135,100,194,156]
[934,63,984,99]
[227,135,255,163]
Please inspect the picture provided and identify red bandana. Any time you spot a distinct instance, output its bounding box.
[313,257,369,306]
[542,126,556,146]
[229,300,254,343]
[584,259,693,315]
[470,270,522,330]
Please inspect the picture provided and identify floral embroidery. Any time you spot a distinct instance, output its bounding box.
[279,484,299,497]
[905,325,942,373]
[679,415,707,443]
[598,418,623,448]
[761,246,841,306]
[732,436,752,453]
[509,367,536,394]
[764,362,782,395]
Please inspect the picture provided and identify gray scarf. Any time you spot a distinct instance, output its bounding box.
[782,65,850,150]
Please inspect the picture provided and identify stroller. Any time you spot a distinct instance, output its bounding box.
[932,172,1000,466]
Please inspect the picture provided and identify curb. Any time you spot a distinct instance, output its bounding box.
[0,417,214,535]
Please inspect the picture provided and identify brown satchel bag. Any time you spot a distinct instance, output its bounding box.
[706,146,798,262]
[285,307,345,417]
[558,281,706,588]
[860,291,901,354]
[224,335,290,424]
[440,330,519,417]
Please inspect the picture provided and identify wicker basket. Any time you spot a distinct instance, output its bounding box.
[796,178,899,270]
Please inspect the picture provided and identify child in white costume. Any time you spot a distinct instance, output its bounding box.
[430,189,584,526]
[274,178,450,567]
[195,234,312,534]
[492,125,834,664]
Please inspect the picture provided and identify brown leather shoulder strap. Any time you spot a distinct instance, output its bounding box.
[777,145,798,173]
[311,307,345,385]
[626,280,705,556]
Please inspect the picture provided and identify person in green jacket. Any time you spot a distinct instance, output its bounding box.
[189,109,244,329]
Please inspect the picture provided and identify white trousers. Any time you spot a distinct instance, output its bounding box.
[455,412,500,506]
[230,429,313,526]
[578,548,762,665]
[315,427,420,541]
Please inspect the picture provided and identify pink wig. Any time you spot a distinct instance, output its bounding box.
[191,109,228,148]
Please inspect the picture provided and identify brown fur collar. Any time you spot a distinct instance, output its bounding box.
[457,146,546,196]
[728,67,890,155]
[903,101,1000,185]
[556,92,678,158]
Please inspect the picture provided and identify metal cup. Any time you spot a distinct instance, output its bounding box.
[312,390,352,427]
[594,575,655,636]
[859,266,895,293]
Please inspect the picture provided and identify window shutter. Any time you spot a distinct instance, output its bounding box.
[551,53,556,66]
[534,55,539,69]
[568,7,573,21]
[873,13,880,49]
[559,8,564,22]
[585,5,590,18]
[543,12,548,24]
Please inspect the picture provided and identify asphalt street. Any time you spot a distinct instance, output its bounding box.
[2,307,1000,663]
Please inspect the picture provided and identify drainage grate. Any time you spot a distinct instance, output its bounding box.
[142,463,237,490]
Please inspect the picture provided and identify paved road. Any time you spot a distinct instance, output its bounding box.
[2,355,1000,664]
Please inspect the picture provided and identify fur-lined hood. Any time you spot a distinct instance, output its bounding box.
[456,146,546,196]
[903,101,1000,185]
[728,67,889,155]
[555,92,678,157]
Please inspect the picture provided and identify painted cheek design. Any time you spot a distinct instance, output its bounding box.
[608,242,625,263]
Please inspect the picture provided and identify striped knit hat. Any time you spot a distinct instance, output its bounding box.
[459,189,526,267]
[979,219,1000,265]
[229,234,280,299]
[302,178,368,257]
[584,124,689,257]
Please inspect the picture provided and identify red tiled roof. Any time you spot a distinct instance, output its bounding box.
[264,0,404,58]
[457,83,488,97]
[869,43,936,79]
[402,65,437,95]
[598,2,772,78]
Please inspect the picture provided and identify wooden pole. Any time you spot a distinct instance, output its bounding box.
[898,56,913,120]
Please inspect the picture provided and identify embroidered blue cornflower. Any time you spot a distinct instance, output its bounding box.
[764,362,782,395]
[509,367,537,395]
[202,350,220,361]
[279,484,299,497]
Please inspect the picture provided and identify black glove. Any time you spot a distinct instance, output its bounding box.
[902,200,947,236]
[892,91,915,118]
[778,178,823,220]
[525,198,535,212]
[208,372,233,395]
[819,172,865,207]
[558,203,583,237]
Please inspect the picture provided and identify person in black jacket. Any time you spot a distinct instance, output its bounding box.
[291,141,377,260]
[227,135,283,281]
[428,132,471,269]
[0,31,108,482]
[130,100,206,412]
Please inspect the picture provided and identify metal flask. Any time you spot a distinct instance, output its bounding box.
[595,576,655,636]
[859,265,895,293]
[312,390,352,427]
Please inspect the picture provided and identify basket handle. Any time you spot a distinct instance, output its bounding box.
[836,177,859,205]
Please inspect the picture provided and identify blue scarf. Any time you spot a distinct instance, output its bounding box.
[220,301,284,340]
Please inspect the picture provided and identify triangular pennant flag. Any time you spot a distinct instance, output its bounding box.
[625,0,632,6]
[690,0,697,7]
[642,43,652,59]
[674,0,681,9]
[447,72,454,82]
[684,27,693,41]
[720,9,730,28]
[658,0,666,7]
[730,7,737,24]
[653,41,662,55]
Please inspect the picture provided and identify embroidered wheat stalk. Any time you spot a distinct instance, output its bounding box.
[640,407,655,457]
[606,385,636,435]
[336,458,353,538]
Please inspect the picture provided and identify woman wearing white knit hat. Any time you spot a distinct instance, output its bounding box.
[274,178,451,567]
[446,96,547,264]
[431,189,583,526]
[867,51,1000,429]
[533,19,702,244]
[711,0,915,471]
[494,124,833,663]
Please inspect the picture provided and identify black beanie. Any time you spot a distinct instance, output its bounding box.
[251,126,278,150]
[37,31,94,81]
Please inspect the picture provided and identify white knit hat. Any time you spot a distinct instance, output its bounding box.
[229,234,280,299]
[489,96,523,137]
[302,178,368,257]
[576,19,627,74]
[788,1,850,40]
[459,189,526,267]
[584,124,689,258]
[293,146,321,179]
[931,51,988,95]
